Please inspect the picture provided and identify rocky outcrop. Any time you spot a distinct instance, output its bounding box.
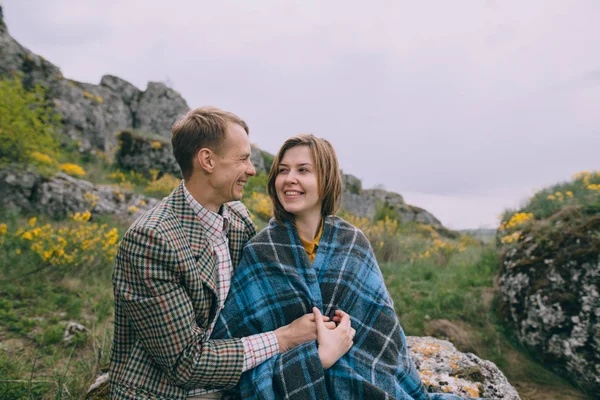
[0,167,158,220]
[407,336,520,399]
[342,182,444,228]
[498,206,600,394]
[135,82,189,136]
[0,14,188,153]
[0,7,62,89]
[115,130,181,178]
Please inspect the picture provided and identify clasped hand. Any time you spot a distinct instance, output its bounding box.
[274,308,355,369]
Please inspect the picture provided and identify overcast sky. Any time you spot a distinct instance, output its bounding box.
[4,0,599,229]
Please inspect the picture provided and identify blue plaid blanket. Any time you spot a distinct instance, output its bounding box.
[212,216,464,399]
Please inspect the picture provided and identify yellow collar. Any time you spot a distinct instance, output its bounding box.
[299,219,324,263]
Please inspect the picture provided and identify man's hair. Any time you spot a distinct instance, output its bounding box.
[267,134,342,225]
[171,106,249,179]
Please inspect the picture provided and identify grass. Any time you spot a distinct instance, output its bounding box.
[0,213,116,399]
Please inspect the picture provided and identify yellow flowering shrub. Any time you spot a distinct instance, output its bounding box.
[245,192,272,221]
[499,212,534,231]
[3,212,120,274]
[30,151,56,166]
[144,173,180,198]
[59,163,86,177]
[499,170,600,247]
[150,141,162,149]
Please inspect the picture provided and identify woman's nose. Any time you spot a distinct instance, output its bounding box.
[284,171,298,183]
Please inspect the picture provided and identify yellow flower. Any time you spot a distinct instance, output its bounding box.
[128,205,140,213]
[22,231,33,240]
[150,141,163,150]
[29,217,37,227]
[0,223,6,236]
[566,191,573,198]
[30,151,56,165]
[16,249,21,255]
[60,163,86,177]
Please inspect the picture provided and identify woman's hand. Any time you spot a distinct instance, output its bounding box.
[275,312,336,352]
[313,307,355,369]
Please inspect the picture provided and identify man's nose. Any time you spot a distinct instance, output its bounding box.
[246,160,256,176]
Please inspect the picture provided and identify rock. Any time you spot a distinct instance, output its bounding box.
[100,74,141,107]
[63,322,89,344]
[84,373,109,400]
[134,81,189,138]
[342,172,362,195]
[498,207,600,394]
[250,144,266,174]
[0,167,159,220]
[342,186,448,231]
[49,79,132,152]
[0,19,188,153]
[0,9,62,89]
[115,130,181,178]
[407,336,520,399]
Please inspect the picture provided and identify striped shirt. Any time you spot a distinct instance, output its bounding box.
[184,184,278,397]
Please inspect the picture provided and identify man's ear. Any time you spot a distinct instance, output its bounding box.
[196,148,215,174]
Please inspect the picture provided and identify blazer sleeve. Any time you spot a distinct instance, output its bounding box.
[113,225,244,390]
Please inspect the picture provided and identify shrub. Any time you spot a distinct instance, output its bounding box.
[244,192,272,221]
[59,163,86,177]
[1,213,119,278]
[245,172,268,194]
[144,173,180,198]
[0,75,61,168]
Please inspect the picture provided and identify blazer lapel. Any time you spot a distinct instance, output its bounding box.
[169,182,218,297]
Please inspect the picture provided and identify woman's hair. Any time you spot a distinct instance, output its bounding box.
[267,134,342,225]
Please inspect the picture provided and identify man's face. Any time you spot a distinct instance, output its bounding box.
[275,145,322,221]
[211,123,256,204]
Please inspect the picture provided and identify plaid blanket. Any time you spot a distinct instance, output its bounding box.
[212,216,464,399]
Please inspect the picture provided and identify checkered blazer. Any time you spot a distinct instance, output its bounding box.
[109,182,256,399]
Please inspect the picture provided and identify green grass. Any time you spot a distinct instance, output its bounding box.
[0,214,116,399]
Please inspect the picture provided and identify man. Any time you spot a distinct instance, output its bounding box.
[110,107,333,399]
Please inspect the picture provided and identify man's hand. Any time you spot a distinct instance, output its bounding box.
[275,312,336,352]
[314,307,354,369]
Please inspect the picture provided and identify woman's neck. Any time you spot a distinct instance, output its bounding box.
[295,213,322,241]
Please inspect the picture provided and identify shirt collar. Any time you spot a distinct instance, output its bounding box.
[183,181,229,241]
[299,218,324,256]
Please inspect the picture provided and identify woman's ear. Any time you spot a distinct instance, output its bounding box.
[196,148,215,174]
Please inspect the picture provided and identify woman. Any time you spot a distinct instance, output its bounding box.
[212,135,464,399]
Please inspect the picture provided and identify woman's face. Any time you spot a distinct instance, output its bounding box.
[275,145,322,220]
